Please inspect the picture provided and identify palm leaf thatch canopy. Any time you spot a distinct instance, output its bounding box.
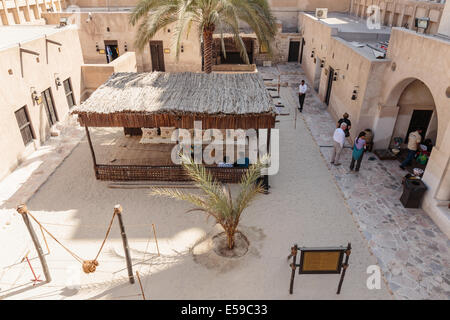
[72,72,276,129]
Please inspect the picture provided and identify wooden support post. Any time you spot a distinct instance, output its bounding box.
[84,125,98,177]
[337,242,351,294]
[17,205,51,283]
[264,128,271,193]
[289,244,298,294]
[115,205,135,284]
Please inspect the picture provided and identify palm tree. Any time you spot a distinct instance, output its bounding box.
[151,154,267,250]
[130,0,277,73]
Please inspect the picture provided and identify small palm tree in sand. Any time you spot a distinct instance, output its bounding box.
[130,0,277,73]
[151,154,267,250]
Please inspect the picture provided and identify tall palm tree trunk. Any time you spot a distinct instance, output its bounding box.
[203,25,215,74]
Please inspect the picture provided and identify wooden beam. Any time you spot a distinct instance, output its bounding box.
[84,125,97,168]
[45,36,62,64]
[19,45,40,78]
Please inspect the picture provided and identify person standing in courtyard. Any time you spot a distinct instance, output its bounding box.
[298,80,307,112]
[400,128,423,170]
[350,132,367,172]
[337,113,352,137]
[331,122,347,166]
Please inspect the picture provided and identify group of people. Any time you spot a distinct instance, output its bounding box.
[297,79,431,173]
[297,81,367,172]
[331,113,367,172]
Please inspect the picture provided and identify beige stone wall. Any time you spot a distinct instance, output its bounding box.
[269,0,351,31]
[390,80,438,146]
[437,0,450,36]
[350,0,445,34]
[42,12,202,72]
[253,22,302,64]
[0,0,62,26]
[81,51,137,99]
[0,26,84,180]
[300,13,391,141]
[377,28,450,236]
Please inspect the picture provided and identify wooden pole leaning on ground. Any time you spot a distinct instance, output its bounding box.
[288,244,298,294]
[114,205,135,284]
[17,205,51,283]
[152,223,160,257]
[136,271,146,300]
[336,243,352,294]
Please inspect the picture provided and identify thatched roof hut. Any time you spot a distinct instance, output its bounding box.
[72,72,276,129]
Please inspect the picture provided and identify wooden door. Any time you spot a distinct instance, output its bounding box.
[325,67,334,106]
[150,41,165,72]
[299,38,305,64]
[42,88,58,126]
[288,41,300,62]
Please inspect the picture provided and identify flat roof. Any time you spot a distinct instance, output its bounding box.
[0,25,74,51]
[303,12,392,61]
[304,12,391,35]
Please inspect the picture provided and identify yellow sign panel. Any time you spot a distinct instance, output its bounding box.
[99,49,105,54]
[164,48,170,54]
[302,251,341,272]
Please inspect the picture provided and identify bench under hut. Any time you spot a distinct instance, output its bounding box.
[71,72,276,183]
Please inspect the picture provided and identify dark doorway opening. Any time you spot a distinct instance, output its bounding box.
[299,38,305,64]
[42,88,58,126]
[325,67,334,106]
[405,110,433,143]
[288,41,300,62]
[150,40,165,71]
[220,52,253,64]
[213,38,254,65]
[104,40,119,63]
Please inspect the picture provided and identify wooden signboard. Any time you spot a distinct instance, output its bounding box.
[299,247,344,274]
[288,243,351,295]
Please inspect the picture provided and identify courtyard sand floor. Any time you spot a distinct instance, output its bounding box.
[0,80,392,299]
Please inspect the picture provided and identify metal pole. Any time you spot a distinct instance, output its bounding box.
[289,244,298,294]
[337,243,351,294]
[115,205,135,284]
[17,205,51,283]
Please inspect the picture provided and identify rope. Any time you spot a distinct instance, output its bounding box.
[26,210,117,274]
[94,211,116,261]
[27,211,84,263]
[35,221,155,229]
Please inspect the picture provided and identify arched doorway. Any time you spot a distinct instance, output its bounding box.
[390,79,438,148]
[389,79,438,175]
